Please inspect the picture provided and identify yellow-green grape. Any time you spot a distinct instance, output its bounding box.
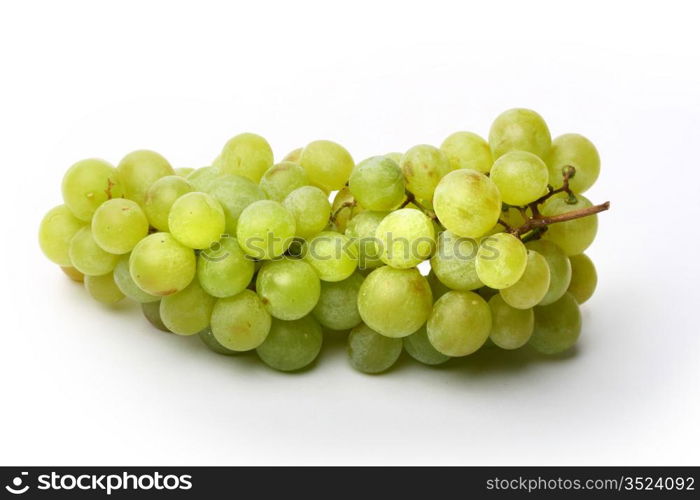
[186,166,222,192]
[207,174,265,235]
[349,156,405,210]
[282,147,303,163]
[168,192,226,249]
[427,290,491,356]
[174,167,194,177]
[91,198,149,255]
[345,211,387,269]
[475,233,528,289]
[84,273,124,304]
[160,279,215,335]
[117,150,174,206]
[348,323,403,374]
[61,158,123,221]
[546,133,600,193]
[488,294,534,350]
[61,266,84,282]
[129,232,196,296]
[403,325,450,365]
[282,186,331,240]
[198,328,238,355]
[143,175,194,231]
[256,258,321,320]
[141,301,170,331]
[530,292,581,354]
[312,272,364,330]
[257,316,323,372]
[433,169,502,238]
[330,187,361,233]
[427,270,451,299]
[237,200,296,259]
[440,131,493,173]
[399,145,451,201]
[430,230,482,291]
[212,155,223,169]
[210,290,271,351]
[541,194,598,256]
[384,152,403,164]
[219,132,274,183]
[357,266,432,338]
[488,108,551,160]
[525,240,572,305]
[259,161,309,201]
[304,231,358,281]
[38,205,86,266]
[69,227,119,276]
[300,140,354,192]
[113,255,159,303]
[567,253,597,304]
[375,208,435,269]
[500,250,551,309]
[490,151,549,206]
[197,237,255,298]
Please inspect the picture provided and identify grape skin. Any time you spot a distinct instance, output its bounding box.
[488,108,551,159]
[92,198,150,255]
[475,233,528,289]
[541,194,598,256]
[430,230,482,291]
[219,133,274,183]
[197,237,255,298]
[312,272,364,331]
[198,328,239,355]
[257,316,323,372]
[69,226,120,276]
[403,326,450,365]
[488,294,534,350]
[283,186,332,241]
[567,253,597,304]
[160,279,216,336]
[141,301,170,332]
[117,150,174,207]
[39,205,86,266]
[61,266,84,282]
[61,158,123,221]
[129,232,196,296]
[500,250,551,309]
[546,133,600,194]
[440,131,493,173]
[143,175,194,232]
[530,292,581,354]
[259,161,309,202]
[427,290,491,356]
[345,210,387,269]
[211,290,272,352]
[236,200,296,260]
[489,151,549,206]
[399,144,452,202]
[375,208,436,269]
[348,323,403,374]
[113,255,160,303]
[84,273,125,304]
[256,258,321,320]
[206,173,265,235]
[349,156,405,211]
[300,140,354,192]
[169,192,226,250]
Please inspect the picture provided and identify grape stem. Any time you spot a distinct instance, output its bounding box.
[330,200,356,223]
[401,192,438,220]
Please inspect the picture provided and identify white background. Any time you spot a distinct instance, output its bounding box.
[1,0,698,465]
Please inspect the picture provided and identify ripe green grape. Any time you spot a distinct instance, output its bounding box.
[490,151,549,206]
[375,208,435,269]
[282,186,332,240]
[433,169,501,238]
[427,290,491,356]
[567,253,597,304]
[488,294,534,349]
[440,131,493,173]
[113,255,159,303]
[345,211,387,269]
[488,108,551,159]
[186,166,223,192]
[384,152,403,164]
[92,198,149,254]
[304,231,358,281]
[129,232,196,296]
[330,187,361,233]
[348,323,403,374]
[174,167,194,177]
[259,161,309,201]
[475,233,528,289]
[38,205,86,266]
[282,147,303,163]
[541,194,598,256]
[210,290,271,351]
[349,156,405,210]
[61,266,84,282]
[399,145,451,201]
[237,200,296,259]
[160,279,215,335]
[500,250,551,309]
[143,175,194,231]
[117,150,174,206]
[69,226,119,276]
[168,192,226,249]
[198,328,238,355]
[197,237,255,298]
[256,258,321,320]
[312,272,364,330]
[207,173,265,235]
[525,240,572,305]
[257,316,323,371]
[300,140,354,192]
[546,133,600,193]
[403,326,450,365]
[357,266,432,338]
[430,230,482,291]
[530,292,581,354]
[141,301,169,332]
[219,133,274,183]
[84,273,124,304]
[61,158,123,221]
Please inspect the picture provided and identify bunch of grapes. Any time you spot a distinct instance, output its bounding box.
[39,109,608,373]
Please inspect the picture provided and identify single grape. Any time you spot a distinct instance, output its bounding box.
[236,200,296,259]
[174,167,194,177]
[488,108,551,159]
[490,151,549,206]
[210,290,271,351]
[61,266,84,282]
[197,237,255,298]
[304,231,358,281]
[198,328,238,355]
[282,147,303,163]
[546,133,600,193]
[427,290,491,356]
[375,208,435,269]
[488,294,534,350]
[282,186,332,240]
[500,250,551,309]
[61,158,123,221]
[383,152,403,164]
[525,240,572,305]
[399,145,451,202]
[349,156,405,210]
[69,226,119,276]
[117,150,174,206]
[348,323,403,374]
[256,258,321,320]
[168,192,226,249]
[430,230,482,291]
[567,253,597,304]
[403,326,450,365]
[141,301,170,332]
[257,316,323,371]
[160,279,215,335]
[219,132,274,182]
[113,255,160,303]
[345,211,387,269]
[186,166,223,192]
[38,205,86,266]
[91,198,149,254]
[259,161,309,201]
[440,131,493,173]
[129,232,196,296]
[312,272,364,330]
[143,175,194,231]
[475,233,528,289]
[541,193,598,256]
[330,187,361,233]
[207,173,265,235]
[300,140,354,192]
[530,292,581,354]
[84,273,124,304]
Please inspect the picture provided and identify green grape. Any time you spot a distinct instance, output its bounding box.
[143,175,194,231]
[546,133,600,193]
[440,131,493,173]
[312,272,364,330]
[567,253,597,304]
[38,205,86,266]
[117,150,174,206]
[488,108,551,159]
[348,323,403,374]
[541,193,598,256]
[349,156,405,210]
[475,233,528,289]
[403,325,450,365]
[427,290,491,356]
[236,200,296,259]
[61,158,123,221]
[399,145,451,201]
[259,161,309,201]
[433,169,502,238]
[375,208,435,269]
[500,250,551,309]
[384,152,403,164]
[330,187,361,233]
[300,140,354,192]
[282,186,332,240]
[160,279,215,335]
[174,167,194,177]
[212,155,223,169]
[430,230,482,291]
[282,147,303,163]
[304,231,358,281]
[69,226,119,276]
[219,132,274,182]
[84,273,124,304]
[197,237,255,298]
[530,292,581,354]
[129,232,196,296]
[257,316,323,371]
[91,198,149,255]
[490,151,549,206]
[198,328,238,355]
[488,294,534,350]
[256,258,321,320]
[186,166,223,192]
[357,266,432,338]
[141,301,170,332]
[168,192,226,249]
[211,290,271,351]
[427,270,451,299]
[207,173,265,235]
[525,240,572,305]
[61,266,84,282]
[113,255,159,303]
[345,211,387,269]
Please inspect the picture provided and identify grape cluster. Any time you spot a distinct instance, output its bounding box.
[38,109,606,373]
